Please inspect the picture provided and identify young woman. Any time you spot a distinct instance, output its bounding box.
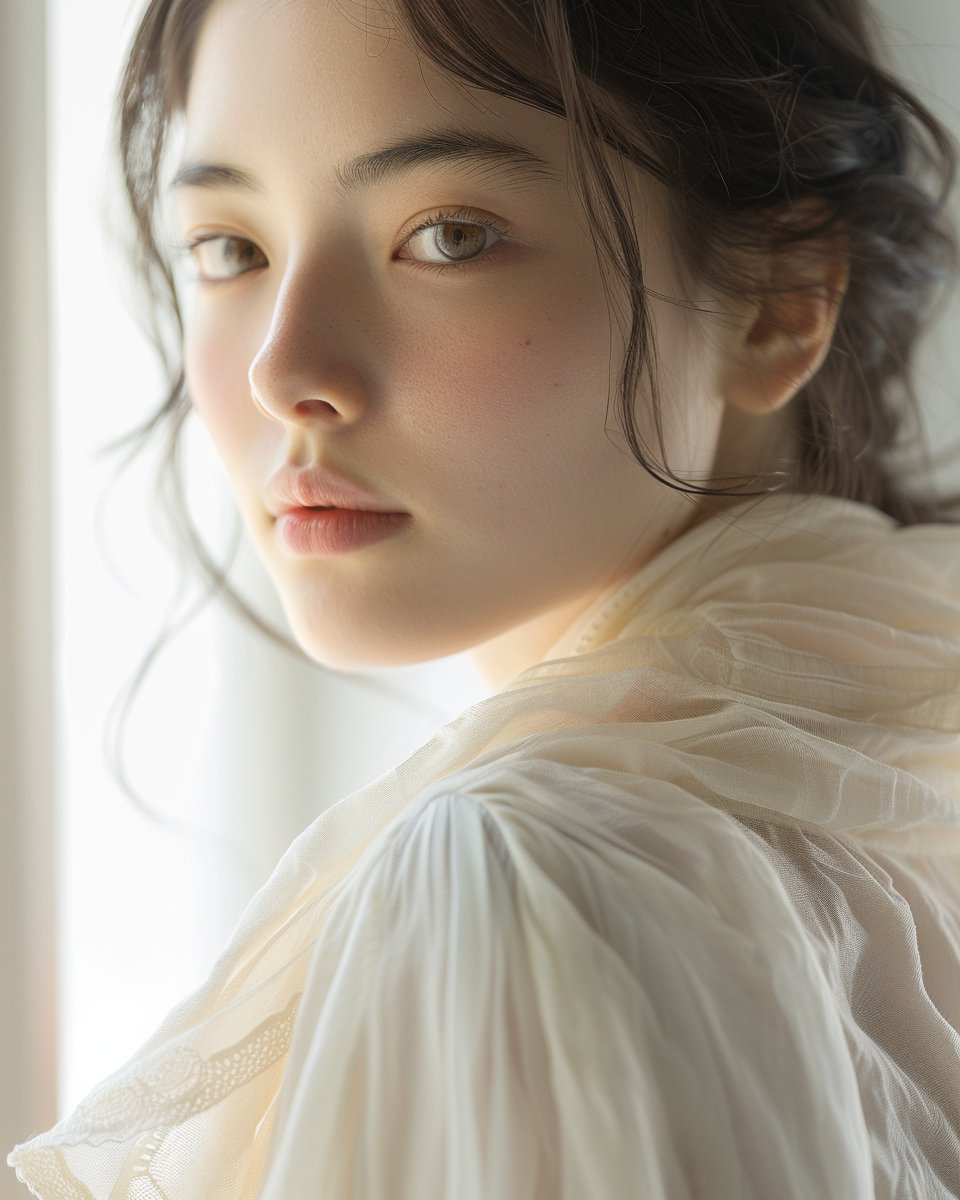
[9,0,960,1195]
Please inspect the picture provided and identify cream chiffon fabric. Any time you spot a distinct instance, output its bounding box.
[9,490,960,1199]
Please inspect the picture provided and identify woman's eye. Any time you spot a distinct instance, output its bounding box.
[188,235,267,281]
[403,216,503,266]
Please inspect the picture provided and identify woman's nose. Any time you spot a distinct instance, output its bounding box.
[247,274,370,428]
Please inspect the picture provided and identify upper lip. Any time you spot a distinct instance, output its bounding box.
[264,461,407,517]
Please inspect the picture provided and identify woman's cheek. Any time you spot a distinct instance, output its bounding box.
[403,287,611,480]
[184,310,269,471]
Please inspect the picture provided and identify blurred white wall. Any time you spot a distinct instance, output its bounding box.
[50,0,222,1115]
[48,0,960,1122]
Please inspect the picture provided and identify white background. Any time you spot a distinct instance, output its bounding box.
[48,0,960,1116]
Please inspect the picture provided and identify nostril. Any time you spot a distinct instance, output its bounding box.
[294,398,340,418]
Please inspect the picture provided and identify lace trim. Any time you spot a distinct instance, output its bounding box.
[10,1147,96,1200]
[111,1127,171,1200]
[8,992,302,1200]
[70,992,301,1138]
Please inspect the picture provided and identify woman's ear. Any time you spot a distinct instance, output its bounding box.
[717,220,849,416]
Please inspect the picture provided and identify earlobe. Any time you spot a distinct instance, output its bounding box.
[719,227,849,417]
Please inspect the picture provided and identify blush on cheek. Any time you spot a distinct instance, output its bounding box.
[407,301,609,471]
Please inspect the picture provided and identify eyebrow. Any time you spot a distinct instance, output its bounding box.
[171,127,560,196]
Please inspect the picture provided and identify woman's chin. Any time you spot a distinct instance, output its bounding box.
[286,612,465,673]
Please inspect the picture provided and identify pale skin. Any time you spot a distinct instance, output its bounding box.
[176,0,847,691]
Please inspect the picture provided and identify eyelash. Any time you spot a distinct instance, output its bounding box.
[398,206,513,275]
[178,205,513,281]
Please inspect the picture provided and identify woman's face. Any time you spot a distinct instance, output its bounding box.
[177,0,731,676]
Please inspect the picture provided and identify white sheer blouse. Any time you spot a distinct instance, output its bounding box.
[9,490,960,1199]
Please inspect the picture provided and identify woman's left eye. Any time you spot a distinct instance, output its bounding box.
[399,209,510,271]
[185,235,268,281]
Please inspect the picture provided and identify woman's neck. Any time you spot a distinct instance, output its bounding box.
[467,498,717,691]
[467,586,614,692]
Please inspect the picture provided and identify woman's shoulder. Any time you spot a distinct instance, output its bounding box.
[384,754,764,908]
[260,757,879,1200]
[363,757,834,1012]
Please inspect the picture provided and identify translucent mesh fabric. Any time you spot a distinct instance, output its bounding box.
[9,490,960,1199]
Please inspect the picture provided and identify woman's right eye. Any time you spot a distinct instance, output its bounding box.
[187,235,268,281]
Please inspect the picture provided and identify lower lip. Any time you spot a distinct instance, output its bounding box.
[275,506,410,557]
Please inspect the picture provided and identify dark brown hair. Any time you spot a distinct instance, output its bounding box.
[115,0,960,629]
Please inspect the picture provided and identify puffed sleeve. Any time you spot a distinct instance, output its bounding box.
[256,791,560,1200]
[255,783,874,1200]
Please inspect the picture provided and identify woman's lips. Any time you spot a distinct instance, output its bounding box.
[275,506,410,557]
